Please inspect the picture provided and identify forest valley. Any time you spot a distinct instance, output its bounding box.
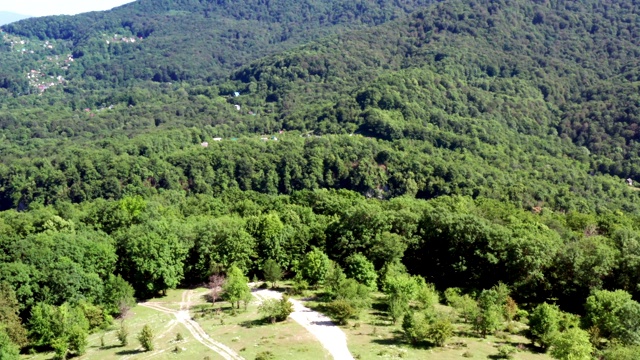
[2,0,640,359]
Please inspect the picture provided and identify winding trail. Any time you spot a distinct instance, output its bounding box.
[140,290,243,360]
[252,288,354,360]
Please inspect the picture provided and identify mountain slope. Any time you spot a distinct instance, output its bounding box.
[0,0,436,89]
[224,0,640,179]
[2,0,640,216]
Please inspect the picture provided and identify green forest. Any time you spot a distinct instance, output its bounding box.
[2,0,640,359]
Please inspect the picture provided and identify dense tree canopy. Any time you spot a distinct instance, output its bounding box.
[3,0,640,356]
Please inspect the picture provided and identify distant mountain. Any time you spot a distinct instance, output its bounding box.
[0,11,30,26]
[0,0,436,85]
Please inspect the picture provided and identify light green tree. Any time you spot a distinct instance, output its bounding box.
[344,253,378,290]
[528,303,562,350]
[473,289,503,338]
[222,266,250,309]
[0,327,20,360]
[138,324,154,351]
[550,328,593,360]
[298,248,330,286]
[383,271,418,324]
[263,259,283,288]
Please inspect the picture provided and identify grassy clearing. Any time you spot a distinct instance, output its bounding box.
[295,289,554,360]
[22,287,328,360]
[22,304,222,360]
[192,288,331,360]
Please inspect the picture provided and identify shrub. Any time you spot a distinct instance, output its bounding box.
[328,300,358,325]
[426,318,454,347]
[444,287,462,305]
[255,351,276,360]
[116,322,129,346]
[137,324,154,351]
[344,254,378,290]
[289,277,309,296]
[258,296,294,323]
[496,344,517,359]
[462,351,474,358]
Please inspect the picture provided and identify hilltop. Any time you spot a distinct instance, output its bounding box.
[0,0,435,90]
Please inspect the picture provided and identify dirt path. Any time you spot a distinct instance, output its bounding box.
[140,291,243,360]
[252,289,354,360]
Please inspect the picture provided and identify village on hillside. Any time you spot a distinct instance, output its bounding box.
[1,28,143,93]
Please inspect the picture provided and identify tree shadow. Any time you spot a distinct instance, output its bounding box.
[371,337,402,346]
[115,349,142,355]
[98,345,121,350]
[239,318,270,328]
[371,301,388,312]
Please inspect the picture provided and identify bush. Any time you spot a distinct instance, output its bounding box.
[496,344,517,359]
[515,309,529,322]
[344,254,378,290]
[137,324,154,352]
[328,300,358,325]
[258,296,294,323]
[116,322,128,346]
[403,311,453,347]
[289,278,309,296]
[462,351,474,358]
[255,351,276,360]
[444,287,462,306]
[426,318,454,347]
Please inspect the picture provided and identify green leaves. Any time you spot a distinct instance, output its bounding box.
[28,303,89,357]
[298,248,330,286]
[222,266,250,309]
[550,328,593,360]
[117,220,188,297]
[258,296,293,323]
[584,289,640,346]
[137,324,154,352]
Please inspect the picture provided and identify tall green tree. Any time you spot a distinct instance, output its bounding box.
[344,253,378,290]
[0,283,27,348]
[263,259,283,288]
[298,248,330,286]
[222,266,250,309]
[117,221,188,297]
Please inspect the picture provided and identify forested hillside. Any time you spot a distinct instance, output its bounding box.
[0,0,434,92]
[3,0,640,359]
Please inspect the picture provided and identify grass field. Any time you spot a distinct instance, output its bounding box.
[21,287,328,360]
[297,291,555,360]
[21,285,555,360]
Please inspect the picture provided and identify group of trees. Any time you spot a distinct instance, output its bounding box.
[3,187,640,356]
[0,0,435,88]
[4,0,640,358]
